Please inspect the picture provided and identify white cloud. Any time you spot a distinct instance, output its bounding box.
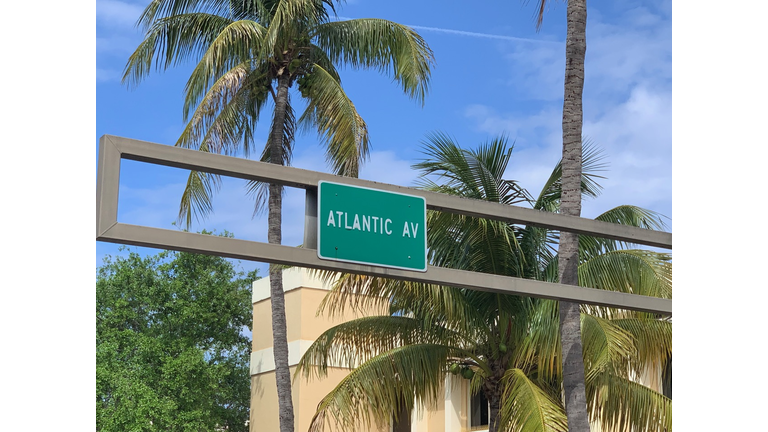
[582,85,672,219]
[289,142,419,188]
[96,1,145,61]
[464,90,672,222]
[96,0,145,29]
[584,18,671,101]
[499,2,671,104]
[464,104,562,147]
[463,2,671,224]
[470,85,672,221]
[97,35,140,55]
[503,140,564,198]
[502,42,565,101]
[290,144,333,173]
[360,150,420,187]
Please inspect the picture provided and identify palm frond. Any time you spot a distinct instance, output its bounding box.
[296,316,473,380]
[518,224,558,280]
[462,138,513,203]
[415,132,532,205]
[533,138,607,211]
[175,66,268,226]
[539,249,673,319]
[176,61,265,154]
[243,98,295,216]
[178,169,222,228]
[578,249,672,298]
[413,132,472,189]
[298,63,369,177]
[532,0,549,31]
[577,205,669,255]
[261,0,330,64]
[523,140,610,279]
[306,42,341,82]
[260,91,296,165]
[136,0,234,30]
[512,299,561,381]
[411,134,535,277]
[580,314,635,382]
[426,210,526,277]
[308,344,464,432]
[123,12,235,88]
[414,132,491,198]
[181,19,268,119]
[586,371,672,432]
[610,317,671,375]
[315,273,493,344]
[594,205,667,231]
[314,18,435,104]
[499,368,568,432]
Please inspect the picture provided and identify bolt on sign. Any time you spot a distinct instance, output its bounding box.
[317,181,427,272]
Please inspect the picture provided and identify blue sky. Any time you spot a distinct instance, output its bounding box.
[95,0,672,277]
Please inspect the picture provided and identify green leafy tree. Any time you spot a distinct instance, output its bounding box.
[123,2,433,431]
[96,235,257,432]
[296,134,672,432]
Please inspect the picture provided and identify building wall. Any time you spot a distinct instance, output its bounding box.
[250,268,387,432]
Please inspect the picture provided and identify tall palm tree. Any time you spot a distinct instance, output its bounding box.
[122,2,434,432]
[531,0,591,429]
[296,134,672,432]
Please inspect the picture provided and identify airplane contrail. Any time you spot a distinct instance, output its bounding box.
[406,24,561,44]
[336,16,562,45]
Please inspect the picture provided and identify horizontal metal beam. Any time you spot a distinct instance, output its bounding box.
[96,134,672,315]
[98,223,672,315]
[102,135,672,249]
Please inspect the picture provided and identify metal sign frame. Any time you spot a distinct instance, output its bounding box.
[96,135,672,315]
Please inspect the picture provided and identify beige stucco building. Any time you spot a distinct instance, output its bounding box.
[250,268,669,432]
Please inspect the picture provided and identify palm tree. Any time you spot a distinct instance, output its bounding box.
[122,2,434,432]
[296,134,672,432]
[531,0,591,429]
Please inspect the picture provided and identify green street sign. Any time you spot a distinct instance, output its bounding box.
[317,181,427,272]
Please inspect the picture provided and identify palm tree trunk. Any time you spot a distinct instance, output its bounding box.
[488,390,501,432]
[268,72,295,432]
[557,0,590,431]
